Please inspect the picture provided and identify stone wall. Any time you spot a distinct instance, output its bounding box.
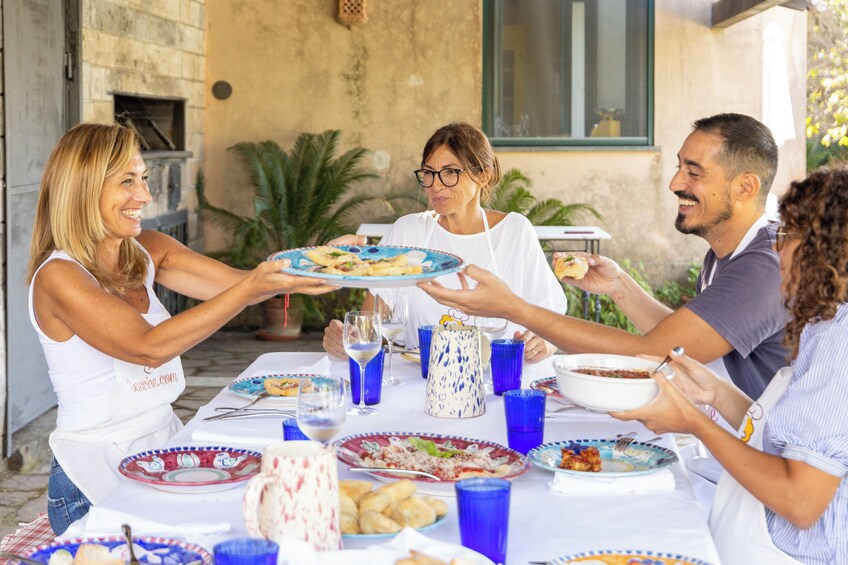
[81,0,206,247]
[203,0,807,286]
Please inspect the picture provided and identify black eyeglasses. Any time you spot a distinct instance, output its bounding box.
[775,226,793,252]
[413,168,468,189]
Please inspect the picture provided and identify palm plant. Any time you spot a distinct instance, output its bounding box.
[197,130,380,268]
[485,168,602,226]
[196,130,380,334]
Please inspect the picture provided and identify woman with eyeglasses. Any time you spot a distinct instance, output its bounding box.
[323,122,566,362]
[614,168,848,563]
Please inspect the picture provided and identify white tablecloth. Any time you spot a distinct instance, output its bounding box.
[79,352,721,564]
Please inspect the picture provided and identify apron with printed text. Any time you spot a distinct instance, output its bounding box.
[49,307,185,504]
[708,366,802,564]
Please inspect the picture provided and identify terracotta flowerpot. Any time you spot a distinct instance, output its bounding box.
[255,296,303,341]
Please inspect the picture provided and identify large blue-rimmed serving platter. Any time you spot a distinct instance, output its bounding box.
[118,446,261,493]
[334,431,529,496]
[528,439,677,477]
[549,549,713,564]
[268,245,464,288]
[228,373,349,405]
[26,536,213,564]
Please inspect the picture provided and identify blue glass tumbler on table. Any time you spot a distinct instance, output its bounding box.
[348,347,385,405]
[418,325,435,379]
[491,339,524,395]
[455,477,511,564]
[282,417,309,441]
[503,388,545,454]
[213,537,278,565]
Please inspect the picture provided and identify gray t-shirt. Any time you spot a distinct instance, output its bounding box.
[684,224,789,399]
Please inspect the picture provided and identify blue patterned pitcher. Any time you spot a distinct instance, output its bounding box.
[425,324,486,418]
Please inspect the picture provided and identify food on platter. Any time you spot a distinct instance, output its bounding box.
[554,254,589,280]
[46,544,123,565]
[573,367,652,379]
[339,479,449,535]
[262,377,313,396]
[356,436,515,481]
[559,442,602,472]
[304,246,423,277]
[560,552,709,564]
[394,551,474,565]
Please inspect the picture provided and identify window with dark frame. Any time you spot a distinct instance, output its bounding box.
[483,0,653,147]
[114,94,186,152]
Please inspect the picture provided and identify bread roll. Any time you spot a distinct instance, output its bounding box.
[554,255,589,280]
[388,496,437,528]
[358,491,393,514]
[376,479,416,501]
[359,510,402,534]
[340,512,360,535]
[421,496,449,517]
[339,479,373,503]
[73,544,122,565]
[339,491,357,516]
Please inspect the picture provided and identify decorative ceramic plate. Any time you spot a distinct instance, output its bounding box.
[228,373,348,405]
[26,536,212,564]
[400,347,420,363]
[342,514,448,540]
[550,549,713,564]
[528,439,678,477]
[530,376,577,407]
[118,446,261,493]
[268,245,464,288]
[335,431,529,496]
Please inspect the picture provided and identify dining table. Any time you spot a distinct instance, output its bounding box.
[63,351,722,564]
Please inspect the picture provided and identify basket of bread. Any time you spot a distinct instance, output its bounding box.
[340,479,448,536]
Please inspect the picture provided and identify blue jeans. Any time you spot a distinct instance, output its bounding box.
[47,457,91,535]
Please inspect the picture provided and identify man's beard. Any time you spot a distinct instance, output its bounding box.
[674,191,733,237]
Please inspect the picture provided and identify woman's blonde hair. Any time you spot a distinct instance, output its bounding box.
[27,123,148,293]
[421,122,501,202]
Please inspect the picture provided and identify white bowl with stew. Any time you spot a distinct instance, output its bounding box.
[552,353,673,412]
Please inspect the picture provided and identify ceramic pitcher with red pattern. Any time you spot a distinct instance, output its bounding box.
[243,441,341,550]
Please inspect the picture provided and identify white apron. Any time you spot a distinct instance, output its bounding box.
[49,309,185,504]
[709,366,803,564]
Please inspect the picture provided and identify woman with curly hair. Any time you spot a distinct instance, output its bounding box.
[614,168,848,564]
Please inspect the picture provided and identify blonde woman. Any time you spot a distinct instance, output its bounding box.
[28,123,340,534]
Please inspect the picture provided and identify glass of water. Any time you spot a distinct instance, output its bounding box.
[343,310,382,415]
[375,290,408,386]
[472,316,508,394]
[295,376,346,445]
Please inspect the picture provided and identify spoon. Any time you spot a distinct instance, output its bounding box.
[121,523,140,565]
[654,346,684,374]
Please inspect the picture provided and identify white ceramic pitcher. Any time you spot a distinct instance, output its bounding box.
[425,324,486,418]
[242,441,341,551]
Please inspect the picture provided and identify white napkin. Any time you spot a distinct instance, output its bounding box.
[58,506,230,539]
[549,468,676,495]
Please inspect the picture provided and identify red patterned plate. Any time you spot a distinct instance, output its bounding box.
[334,431,529,496]
[118,446,261,493]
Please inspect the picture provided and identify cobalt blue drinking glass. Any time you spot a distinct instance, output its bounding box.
[348,347,385,405]
[491,339,524,395]
[455,477,511,564]
[418,325,435,379]
[503,388,546,454]
[213,537,279,565]
[282,417,309,441]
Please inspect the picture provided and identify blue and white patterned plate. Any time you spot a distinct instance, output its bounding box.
[342,513,447,540]
[26,536,212,564]
[550,549,714,564]
[268,245,464,288]
[228,373,348,405]
[528,439,678,477]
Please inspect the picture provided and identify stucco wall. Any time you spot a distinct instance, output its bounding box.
[203,0,807,284]
[0,0,7,444]
[81,0,206,246]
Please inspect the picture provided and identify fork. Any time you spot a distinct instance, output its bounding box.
[202,392,270,421]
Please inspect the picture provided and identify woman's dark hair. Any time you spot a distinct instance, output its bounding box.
[421,122,501,201]
[778,167,848,358]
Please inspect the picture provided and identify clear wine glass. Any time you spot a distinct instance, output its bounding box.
[343,310,382,416]
[375,291,408,386]
[295,376,346,445]
[472,316,509,395]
